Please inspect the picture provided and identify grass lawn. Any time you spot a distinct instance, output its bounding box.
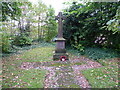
[82,58,119,88]
[2,42,119,88]
[82,66,118,88]
[2,43,54,88]
[3,69,46,88]
[67,46,119,88]
[20,46,54,62]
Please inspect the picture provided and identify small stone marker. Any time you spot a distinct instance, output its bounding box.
[53,12,69,60]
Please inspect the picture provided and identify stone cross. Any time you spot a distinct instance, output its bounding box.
[55,12,66,38]
[53,12,69,61]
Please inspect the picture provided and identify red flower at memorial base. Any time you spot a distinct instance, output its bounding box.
[60,56,66,61]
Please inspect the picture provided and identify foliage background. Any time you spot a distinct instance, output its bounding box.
[63,2,120,51]
[1,0,120,53]
[1,1,57,52]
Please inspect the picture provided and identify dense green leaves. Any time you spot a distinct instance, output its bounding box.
[63,2,120,50]
[2,2,22,21]
[106,6,120,34]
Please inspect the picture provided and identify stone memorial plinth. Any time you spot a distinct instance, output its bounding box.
[53,12,69,60]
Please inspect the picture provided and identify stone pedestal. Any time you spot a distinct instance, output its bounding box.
[53,38,69,60]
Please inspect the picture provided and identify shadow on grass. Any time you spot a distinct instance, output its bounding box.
[67,46,119,60]
[1,42,55,58]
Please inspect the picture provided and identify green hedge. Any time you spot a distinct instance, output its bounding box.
[1,33,10,53]
[13,34,32,46]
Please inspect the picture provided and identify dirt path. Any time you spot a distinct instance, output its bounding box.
[20,56,103,88]
[71,56,102,88]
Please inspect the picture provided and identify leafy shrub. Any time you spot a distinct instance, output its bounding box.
[84,47,119,60]
[72,41,85,52]
[13,34,32,46]
[73,44,84,52]
[1,33,10,53]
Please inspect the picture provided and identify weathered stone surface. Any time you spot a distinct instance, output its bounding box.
[56,41,65,49]
[53,12,69,60]
[55,49,66,53]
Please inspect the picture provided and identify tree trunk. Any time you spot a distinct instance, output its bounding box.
[10,19,12,36]
[38,16,41,41]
